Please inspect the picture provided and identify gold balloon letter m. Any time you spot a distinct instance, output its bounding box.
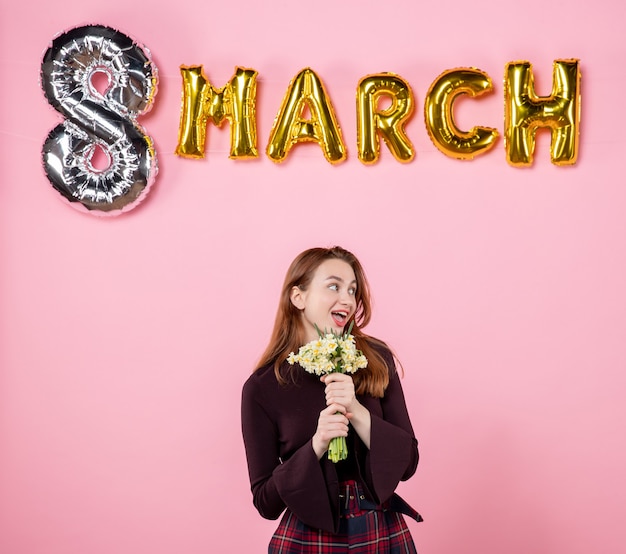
[504,59,581,167]
[176,66,258,159]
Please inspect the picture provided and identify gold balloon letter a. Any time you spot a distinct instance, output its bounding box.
[176,66,258,159]
[504,59,581,166]
[267,68,346,164]
[357,74,415,164]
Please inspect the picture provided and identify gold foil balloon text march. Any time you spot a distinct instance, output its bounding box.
[176,60,580,167]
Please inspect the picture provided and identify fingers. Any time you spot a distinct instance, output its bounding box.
[321,374,356,410]
[321,402,348,419]
[321,372,351,384]
[317,404,349,438]
[312,404,350,459]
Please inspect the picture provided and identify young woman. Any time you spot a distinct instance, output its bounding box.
[241,246,421,553]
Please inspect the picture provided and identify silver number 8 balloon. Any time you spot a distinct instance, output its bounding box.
[41,25,158,214]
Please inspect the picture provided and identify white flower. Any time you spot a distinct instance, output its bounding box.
[287,327,368,376]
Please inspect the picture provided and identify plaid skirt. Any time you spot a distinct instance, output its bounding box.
[268,481,418,553]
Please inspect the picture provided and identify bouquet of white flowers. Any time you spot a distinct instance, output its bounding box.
[287,323,368,462]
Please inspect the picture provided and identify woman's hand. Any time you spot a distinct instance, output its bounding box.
[322,372,357,413]
[311,403,350,459]
[321,373,372,450]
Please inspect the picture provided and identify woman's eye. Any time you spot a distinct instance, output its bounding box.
[329,284,338,291]
[348,287,356,295]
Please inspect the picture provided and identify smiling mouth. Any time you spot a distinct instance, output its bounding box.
[331,311,349,326]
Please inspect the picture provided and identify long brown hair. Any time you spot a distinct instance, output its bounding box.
[256,246,392,398]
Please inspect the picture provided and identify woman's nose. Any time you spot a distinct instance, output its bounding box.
[340,290,355,305]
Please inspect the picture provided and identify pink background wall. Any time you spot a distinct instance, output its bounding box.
[1,1,625,552]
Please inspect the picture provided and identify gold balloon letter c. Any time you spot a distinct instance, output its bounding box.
[424,68,499,160]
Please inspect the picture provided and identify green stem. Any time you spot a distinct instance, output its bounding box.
[328,436,348,463]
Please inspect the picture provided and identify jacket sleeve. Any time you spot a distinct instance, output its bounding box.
[361,356,419,504]
[241,375,338,532]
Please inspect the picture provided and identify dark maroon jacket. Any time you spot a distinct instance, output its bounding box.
[241,344,419,533]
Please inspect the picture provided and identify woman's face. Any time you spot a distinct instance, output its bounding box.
[290,258,358,343]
